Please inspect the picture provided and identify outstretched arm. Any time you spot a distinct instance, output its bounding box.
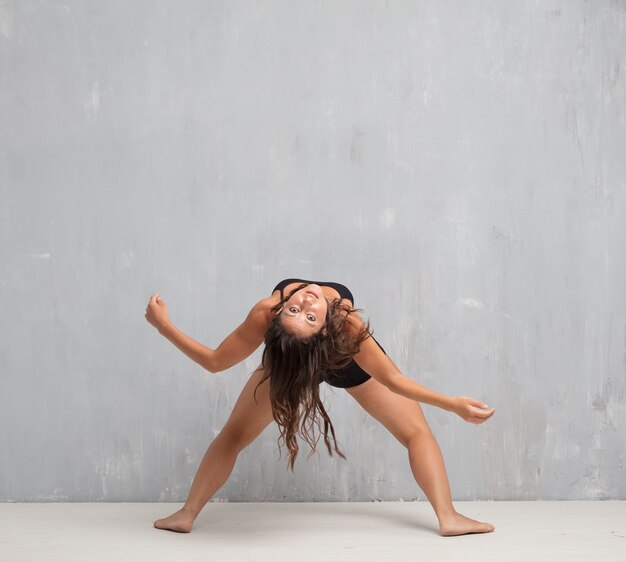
[145,293,270,373]
[348,315,495,424]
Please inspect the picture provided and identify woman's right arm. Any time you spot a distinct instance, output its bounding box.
[151,296,271,373]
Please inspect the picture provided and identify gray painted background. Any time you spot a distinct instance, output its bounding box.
[1,0,625,502]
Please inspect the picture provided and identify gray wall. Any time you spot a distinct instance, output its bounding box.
[1,0,624,502]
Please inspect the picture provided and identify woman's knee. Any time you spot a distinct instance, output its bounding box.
[403,426,435,449]
[220,409,275,451]
[217,425,259,452]
[219,366,274,449]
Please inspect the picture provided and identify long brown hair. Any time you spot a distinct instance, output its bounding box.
[253,283,372,472]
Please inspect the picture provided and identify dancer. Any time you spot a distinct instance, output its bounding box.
[145,278,496,536]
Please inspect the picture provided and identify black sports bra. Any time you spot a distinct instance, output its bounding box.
[272,278,354,305]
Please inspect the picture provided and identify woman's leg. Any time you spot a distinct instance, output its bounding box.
[154,364,274,532]
[345,376,495,536]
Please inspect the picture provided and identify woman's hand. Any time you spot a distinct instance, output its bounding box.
[145,293,171,333]
[450,396,496,424]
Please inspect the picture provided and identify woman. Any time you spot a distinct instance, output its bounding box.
[145,278,496,536]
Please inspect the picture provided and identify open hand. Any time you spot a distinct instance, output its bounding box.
[145,293,170,332]
[451,396,496,424]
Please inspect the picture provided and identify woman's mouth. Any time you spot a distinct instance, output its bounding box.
[306,290,318,299]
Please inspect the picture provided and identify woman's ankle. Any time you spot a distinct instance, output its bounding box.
[435,506,457,523]
[181,503,202,519]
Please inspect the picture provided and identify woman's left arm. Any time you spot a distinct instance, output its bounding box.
[350,317,495,424]
[352,336,454,410]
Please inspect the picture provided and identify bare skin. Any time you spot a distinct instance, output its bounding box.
[147,282,496,536]
[345,376,495,536]
[153,365,274,534]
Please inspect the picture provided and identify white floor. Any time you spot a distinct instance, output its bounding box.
[1,501,624,562]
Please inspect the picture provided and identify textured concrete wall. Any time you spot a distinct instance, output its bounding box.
[1,0,624,502]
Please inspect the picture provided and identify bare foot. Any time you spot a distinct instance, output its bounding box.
[439,511,495,536]
[153,507,196,533]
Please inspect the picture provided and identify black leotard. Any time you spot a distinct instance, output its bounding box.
[271,278,386,388]
[272,278,355,305]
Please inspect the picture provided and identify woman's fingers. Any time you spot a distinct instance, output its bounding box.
[145,293,170,332]
[461,399,496,424]
[145,294,166,327]
[146,294,161,310]
[472,407,496,423]
[453,397,495,424]
[473,406,495,416]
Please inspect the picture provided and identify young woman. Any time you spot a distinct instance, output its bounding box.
[145,278,496,536]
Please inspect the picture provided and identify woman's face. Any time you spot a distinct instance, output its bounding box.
[280,284,328,337]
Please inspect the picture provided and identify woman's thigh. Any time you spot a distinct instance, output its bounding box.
[345,376,433,448]
[221,364,275,449]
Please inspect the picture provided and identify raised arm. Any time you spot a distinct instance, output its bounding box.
[347,313,495,424]
[145,293,271,373]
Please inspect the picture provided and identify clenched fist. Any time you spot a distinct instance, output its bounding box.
[145,293,171,333]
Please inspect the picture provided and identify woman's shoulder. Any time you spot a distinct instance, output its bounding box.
[251,294,281,324]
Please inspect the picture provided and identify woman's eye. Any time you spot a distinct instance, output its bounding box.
[307,315,315,321]
[290,307,298,313]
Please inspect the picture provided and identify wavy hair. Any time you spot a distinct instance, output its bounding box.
[253,283,372,472]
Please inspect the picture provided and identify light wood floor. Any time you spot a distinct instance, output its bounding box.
[1,501,624,561]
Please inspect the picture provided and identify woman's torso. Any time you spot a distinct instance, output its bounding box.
[268,278,385,388]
